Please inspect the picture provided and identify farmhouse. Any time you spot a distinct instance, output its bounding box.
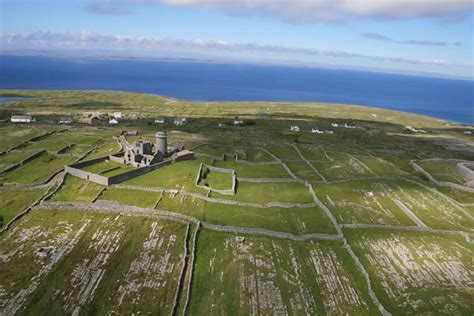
[174,117,187,126]
[345,122,357,129]
[109,118,119,125]
[290,125,300,132]
[331,122,338,127]
[312,128,324,134]
[59,117,72,124]
[11,115,34,123]
[234,118,244,125]
[154,117,165,124]
[113,112,122,119]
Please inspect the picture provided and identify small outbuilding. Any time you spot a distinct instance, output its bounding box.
[11,115,34,123]
[290,125,300,132]
[311,128,324,134]
[154,117,165,124]
[174,117,187,126]
[109,118,119,125]
[331,122,338,128]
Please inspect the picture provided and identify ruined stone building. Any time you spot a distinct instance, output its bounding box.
[124,131,168,167]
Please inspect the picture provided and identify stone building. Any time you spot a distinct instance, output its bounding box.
[124,132,169,167]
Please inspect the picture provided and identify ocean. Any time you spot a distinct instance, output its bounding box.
[0,55,472,124]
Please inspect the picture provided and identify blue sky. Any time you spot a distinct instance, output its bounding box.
[1,0,473,79]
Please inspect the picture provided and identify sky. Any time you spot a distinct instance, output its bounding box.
[0,0,473,79]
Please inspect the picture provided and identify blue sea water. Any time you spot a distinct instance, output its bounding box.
[0,55,472,124]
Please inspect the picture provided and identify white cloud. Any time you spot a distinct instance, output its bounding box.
[1,31,471,70]
[362,32,461,46]
[97,0,474,22]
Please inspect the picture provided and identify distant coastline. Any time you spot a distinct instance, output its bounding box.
[0,55,472,124]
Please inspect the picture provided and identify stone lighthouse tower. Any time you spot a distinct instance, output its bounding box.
[156,131,168,156]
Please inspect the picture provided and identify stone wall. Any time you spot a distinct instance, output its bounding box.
[108,160,172,184]
[457,162,474,187]
[65,165,110,186]
[195,163,236,195]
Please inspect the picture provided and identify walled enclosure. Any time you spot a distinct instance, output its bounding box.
[65,154,172,186]
[195,163,237,195]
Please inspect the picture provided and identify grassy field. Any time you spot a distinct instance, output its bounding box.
[157,192,337,234]
[214,160,290,178]
[345,228,473,315]
[50,175,103,203]
[0,89,473,315]
[0,189,47,226]
[198,165,233,190]
[0,152,76,184]
[188,229,379,315]
[122,157,211,194]
[98,187,161,208]
[212,181,313,204]
[314,179,416,226]
[0,208,188,315]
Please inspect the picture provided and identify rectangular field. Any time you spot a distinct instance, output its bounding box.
[0,152,76,184]
[345,229,472,315]
[188,230,378,315]
[0,208,188,315]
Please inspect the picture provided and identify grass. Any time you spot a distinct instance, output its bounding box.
[0,149,37,170]
[189,229,379,315]
[0,189,47,226]
[0,152,76,184]
[98,187,161,208]
[0,208,188,315]
[285,160,323,181]
[50,175,103,203]
[80,159,135,175]
[212,181,313,204]
[21,141,68,153]
[314,180,415,226]
[435,186,474,204]
[418,160,465,184]
[345,228,473,315]
[0,89,473,315]
[198,165,233,190]
[158,192,337,234]
[214,160,290,178]
[122,157,211,194]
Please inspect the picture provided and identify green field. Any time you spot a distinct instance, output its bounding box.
[0,208,188,315]
[0,189,47,226]
[189,230,379,315]
[50,175,103,203]
[0,89,473,315]
[345,229,473,315]
[0,152,75,184]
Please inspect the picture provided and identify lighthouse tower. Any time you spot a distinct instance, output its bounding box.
[155,131,168,156]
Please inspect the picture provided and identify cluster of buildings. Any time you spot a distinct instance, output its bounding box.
[121,131,193,168]
[290,121,357,134]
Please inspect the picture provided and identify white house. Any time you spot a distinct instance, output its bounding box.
[113,112,123,119]
[174,117,187,126]
[290,125,300,132]
[345,122,357,129]
[59,117,72,124]
[331,122,338,128]
[154,117,165,124]
[464,130,472,135]
[11,115,34,123]
[311,128,324,134]
[109,118,119,125]
[234,119,244,125]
